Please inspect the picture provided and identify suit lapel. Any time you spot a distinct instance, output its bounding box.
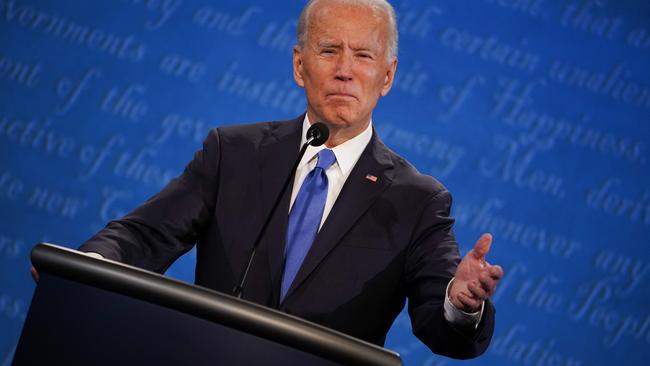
[282,131,396,303]
[257,117,303,306]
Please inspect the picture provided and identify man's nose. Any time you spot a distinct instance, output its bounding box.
[335,53,353,81]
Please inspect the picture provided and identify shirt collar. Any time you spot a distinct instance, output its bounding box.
[299,114,373,176]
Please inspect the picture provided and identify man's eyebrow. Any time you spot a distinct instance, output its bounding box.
[350,43,381,55]
[317,39,342,47]
[352,46,375,52]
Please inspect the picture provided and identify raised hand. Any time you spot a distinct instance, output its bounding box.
[449,233,504,313]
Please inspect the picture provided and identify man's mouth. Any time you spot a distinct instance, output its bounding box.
[327,93,357,100]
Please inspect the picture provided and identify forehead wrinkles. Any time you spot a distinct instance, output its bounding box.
[315,37,381,51]
[307,5,387,52]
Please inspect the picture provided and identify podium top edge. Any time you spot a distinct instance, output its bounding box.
[31,243,402,366]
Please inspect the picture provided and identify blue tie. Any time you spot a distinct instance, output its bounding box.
[281,149,337,301]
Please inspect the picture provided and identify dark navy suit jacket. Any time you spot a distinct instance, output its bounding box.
[80,115,495,359]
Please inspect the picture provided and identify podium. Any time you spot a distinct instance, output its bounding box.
[14,243,402,365]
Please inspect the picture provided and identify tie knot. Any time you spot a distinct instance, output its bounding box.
[315,149,336,170]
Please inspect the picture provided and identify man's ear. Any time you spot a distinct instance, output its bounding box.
[293,46,305,88]
[380,58,398,97]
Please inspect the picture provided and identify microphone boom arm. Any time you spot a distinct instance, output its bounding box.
[232,123,329,298]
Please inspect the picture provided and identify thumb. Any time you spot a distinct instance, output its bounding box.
[472,233,493,259]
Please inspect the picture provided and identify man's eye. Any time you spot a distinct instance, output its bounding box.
[357,53,373,59]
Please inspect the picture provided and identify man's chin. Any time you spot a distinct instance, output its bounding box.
[310,107,368,129]
[327,116,371,133]
[322,115,354,129]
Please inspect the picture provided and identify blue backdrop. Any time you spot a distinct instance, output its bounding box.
[1,0,649,365]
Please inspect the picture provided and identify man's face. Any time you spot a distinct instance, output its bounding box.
[293,2,397,141]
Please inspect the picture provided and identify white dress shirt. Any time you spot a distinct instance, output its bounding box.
[289,115,373,228]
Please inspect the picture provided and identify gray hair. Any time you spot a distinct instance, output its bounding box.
[296,0,399,61]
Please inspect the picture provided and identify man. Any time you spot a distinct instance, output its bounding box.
[74,0,503,360]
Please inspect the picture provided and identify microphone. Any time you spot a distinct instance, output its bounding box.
[306,122,329,147]
[232,122,330,298]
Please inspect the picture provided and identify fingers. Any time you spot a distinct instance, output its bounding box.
[472,233,493,259]
[456,292,481,312]
[478,273,497,295]
[468,281,488,300]
[463,264,504,301]
[472,265,504,297]
[454,235,503,310]
[489,265,504,280]
[469,274,497,299]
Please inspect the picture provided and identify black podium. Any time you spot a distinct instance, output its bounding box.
[14,243,402,366]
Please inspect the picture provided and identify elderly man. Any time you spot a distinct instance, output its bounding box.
[76,0,503,360]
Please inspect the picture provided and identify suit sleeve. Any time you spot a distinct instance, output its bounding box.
[79,128,222,273]
[404,189,495,359]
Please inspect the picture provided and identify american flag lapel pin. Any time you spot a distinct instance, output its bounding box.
[365,174,378,183]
